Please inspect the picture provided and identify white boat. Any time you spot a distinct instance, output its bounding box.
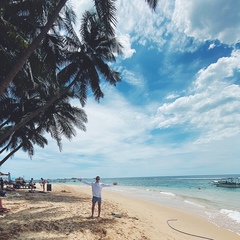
[212,177,240,188]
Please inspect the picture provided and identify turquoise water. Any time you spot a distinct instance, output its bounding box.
[60,174,240,235]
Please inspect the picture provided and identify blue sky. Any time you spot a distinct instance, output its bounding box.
[1,0,240,180]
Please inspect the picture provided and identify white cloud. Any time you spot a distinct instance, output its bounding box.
[116,0,169,51]
[117,34,136,59]
[194,50,240,90]
[154,50,240,143]
[166,93,180,100]
[208,43,216,50]
[121,69,145,89]
[172,0,240,44]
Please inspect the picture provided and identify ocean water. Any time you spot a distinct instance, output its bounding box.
[63,174,240,236]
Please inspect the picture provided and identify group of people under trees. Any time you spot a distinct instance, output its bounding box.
[29,178,48,192]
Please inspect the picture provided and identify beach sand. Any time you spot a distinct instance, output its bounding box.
[0,184,239,240]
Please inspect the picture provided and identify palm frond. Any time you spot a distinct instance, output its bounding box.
[145,0,158,11]
[94,0,117,37]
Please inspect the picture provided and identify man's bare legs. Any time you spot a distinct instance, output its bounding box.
[91,202,101,217]
[97,202,101,217]
[91,202,96,217]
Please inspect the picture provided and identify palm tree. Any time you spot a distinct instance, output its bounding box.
[0,9,120,160]
[0,0,69,95]
[0,0,159,162]
[0,0,117,145]
[0,0,76,143]
[59,10,123,106]
[0,10,122,146]
[0,0,159,95]
[0,127,48,166]
[0,89,87,166]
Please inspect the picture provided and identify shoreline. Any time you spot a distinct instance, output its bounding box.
[0,184,239,239]
[104,185,240,235]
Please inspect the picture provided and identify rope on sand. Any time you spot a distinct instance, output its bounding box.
[166,219,214,240]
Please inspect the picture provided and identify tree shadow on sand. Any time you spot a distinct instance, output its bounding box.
[1,213,117,239]
[0,190,119,239]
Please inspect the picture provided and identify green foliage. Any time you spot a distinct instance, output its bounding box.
[0,0,158,165]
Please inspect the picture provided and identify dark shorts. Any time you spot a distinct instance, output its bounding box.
[92,196,101,203]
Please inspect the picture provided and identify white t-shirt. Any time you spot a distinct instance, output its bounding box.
[82,180,113,198]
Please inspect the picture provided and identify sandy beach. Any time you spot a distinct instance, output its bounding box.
[0,184,239,240]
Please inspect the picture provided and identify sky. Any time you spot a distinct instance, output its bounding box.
[1,0,240,180]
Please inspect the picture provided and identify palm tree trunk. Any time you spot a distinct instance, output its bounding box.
[0,143,9,154]
[0,0,69,95]
[0,143,23,166]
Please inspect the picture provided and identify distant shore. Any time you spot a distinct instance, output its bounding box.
[0,184,239,239]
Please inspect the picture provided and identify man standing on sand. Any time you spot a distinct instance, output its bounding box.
[78,176,117,218]
[40,178,48,192]
[29,178,35,192]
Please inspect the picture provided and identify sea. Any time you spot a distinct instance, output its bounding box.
[57,174,240,236]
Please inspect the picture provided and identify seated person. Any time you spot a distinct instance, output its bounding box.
[0,189,6,197]
[29,178,36,192]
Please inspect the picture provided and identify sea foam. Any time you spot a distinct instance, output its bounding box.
[159,191,175,197]
[220,209,240,223]
[184,200,204,208]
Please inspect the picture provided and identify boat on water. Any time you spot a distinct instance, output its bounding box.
[212,177,240,188]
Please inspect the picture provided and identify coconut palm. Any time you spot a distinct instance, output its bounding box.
[0,9,122,146]
[0,0,159,162]
[58,10,123,106]
[0,9,119,161]
[0,0,110,95]
[0,0,76,96]
[0,0,76,144]
[0,0,159,95]
[0,89,87,166]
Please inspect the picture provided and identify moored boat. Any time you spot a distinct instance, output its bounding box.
[212,177,240,188]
